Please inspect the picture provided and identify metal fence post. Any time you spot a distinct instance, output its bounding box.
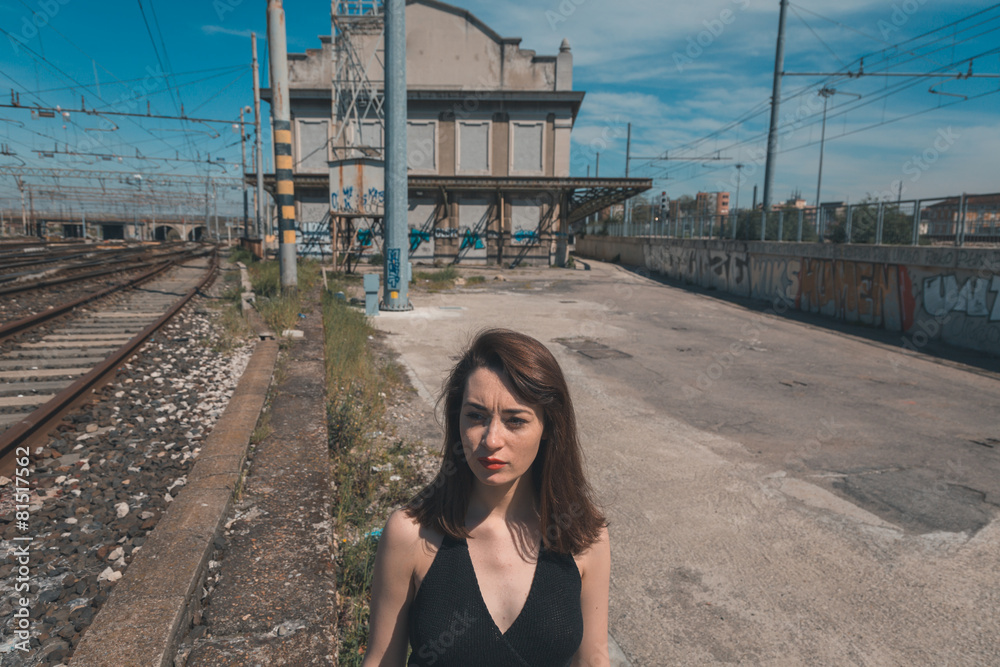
[846,205,853,244]
[797,209,803,242]
[955,193,966,247]
[875,201,885,245]
[760,210,767,241]
[911,199,922,246]
[777,210,784,241]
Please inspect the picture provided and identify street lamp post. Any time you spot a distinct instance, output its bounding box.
[815,86,861,238]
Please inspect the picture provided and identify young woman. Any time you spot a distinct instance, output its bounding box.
[362,329,611,667]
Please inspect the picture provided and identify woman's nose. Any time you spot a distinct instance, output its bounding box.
[484,416,503,449]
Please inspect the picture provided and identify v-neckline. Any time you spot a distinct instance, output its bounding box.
[460,536,542,637]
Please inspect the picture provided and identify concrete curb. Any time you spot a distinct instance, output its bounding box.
[69,338,280,666]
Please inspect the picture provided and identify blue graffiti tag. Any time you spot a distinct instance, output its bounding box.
[357,229,373,247]
[331,193,339,210]
[512,230,539,245]
[462,229,485,250]
[342,187,355,211]
[363,187,385,211]
[409,230,431,252]
[387,248,401,290]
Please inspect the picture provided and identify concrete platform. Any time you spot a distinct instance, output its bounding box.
[185,290,335,666]
[374,259,1000,666]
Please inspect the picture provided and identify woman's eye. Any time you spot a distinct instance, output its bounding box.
[507,418,526,427]
[464,412,485,421]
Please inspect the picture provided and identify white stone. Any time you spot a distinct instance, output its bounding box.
[65,517,78,525]
[109,547,124,561]
[115,502,129,519]
[97,567,121,583]
[55,476,67,485]
[0,476,10,487]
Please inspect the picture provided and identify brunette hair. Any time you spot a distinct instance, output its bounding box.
[406,328,605,555]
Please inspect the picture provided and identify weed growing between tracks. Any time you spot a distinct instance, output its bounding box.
[229,252,320,336]
[323,289,425,665]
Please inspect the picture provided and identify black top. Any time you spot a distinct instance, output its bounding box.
[407,533,584,666]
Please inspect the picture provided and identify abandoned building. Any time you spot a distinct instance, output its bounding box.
[261,0,649,266]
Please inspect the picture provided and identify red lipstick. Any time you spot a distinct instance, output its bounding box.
[478,458,505,470]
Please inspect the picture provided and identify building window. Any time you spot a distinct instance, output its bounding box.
[408,120,437,172]
[511,121,544,175]
[457,120,490,174]
[296,119,330,172]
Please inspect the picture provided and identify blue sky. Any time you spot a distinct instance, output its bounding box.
[0,0,997,217]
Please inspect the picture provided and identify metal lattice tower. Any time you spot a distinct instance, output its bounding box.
[332,0,386,160]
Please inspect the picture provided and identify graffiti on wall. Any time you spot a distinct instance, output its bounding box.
[751,256,801,305]
[795,259,915,331]
[644,245,750,296]
[923,275,1000,321]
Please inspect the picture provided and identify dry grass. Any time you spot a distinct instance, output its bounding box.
[323,292,423,665]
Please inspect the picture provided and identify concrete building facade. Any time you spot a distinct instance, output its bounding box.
[263,0,649,266]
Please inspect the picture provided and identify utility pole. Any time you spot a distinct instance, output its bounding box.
[267,0,298,291]
[213,181,219,242]
[762,0,789,213]
[28,186,36,237]
[625,123,631,178]
[17,177,27,236]
[382,0,411,310]
[252,32,265,241]
[814,87,834,211]
[204,177,211,240]
[625,123,632,229]
[239,106,250,239]
[595,152,600,178]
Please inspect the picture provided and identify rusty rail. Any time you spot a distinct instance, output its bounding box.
[0,248,211,342]
[0,252,218,459]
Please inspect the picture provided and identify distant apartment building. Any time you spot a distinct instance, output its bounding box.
[696,191,730,216]
[925,194,1000,235]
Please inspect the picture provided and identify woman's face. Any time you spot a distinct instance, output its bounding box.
[460,367,545,488]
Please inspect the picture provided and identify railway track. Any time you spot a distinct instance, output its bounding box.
[0,250,217,464]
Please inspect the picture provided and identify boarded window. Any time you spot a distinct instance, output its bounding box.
[408,121,436,171]
[459,121,489,173]
[297,120,329,172]
[408,198,437,262]
[511,200,541,245]
[512,122,543,173]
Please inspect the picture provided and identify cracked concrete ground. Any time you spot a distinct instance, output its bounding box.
[374,258,1000,666]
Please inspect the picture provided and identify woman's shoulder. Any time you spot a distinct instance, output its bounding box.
[572,524,610,578]
[381,509,445,561]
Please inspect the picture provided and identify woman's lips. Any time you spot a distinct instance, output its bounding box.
[478,458,506,470]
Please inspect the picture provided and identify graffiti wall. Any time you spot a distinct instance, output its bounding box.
[576,237,1000,356]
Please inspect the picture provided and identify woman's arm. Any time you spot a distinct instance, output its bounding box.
[572,525,611,667]
[361,509,420,667]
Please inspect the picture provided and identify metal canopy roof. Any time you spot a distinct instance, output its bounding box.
[249,173,652,225]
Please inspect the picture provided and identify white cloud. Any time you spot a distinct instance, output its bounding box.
[201,25,253,38]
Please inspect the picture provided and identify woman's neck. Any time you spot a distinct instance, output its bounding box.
[467,475,538,528]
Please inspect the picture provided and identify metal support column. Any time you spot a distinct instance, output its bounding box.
[267,0,297,290]
[911,200,922,246]
[382,0,411,310]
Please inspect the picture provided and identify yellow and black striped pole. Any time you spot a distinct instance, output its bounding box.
[267,0,297,291]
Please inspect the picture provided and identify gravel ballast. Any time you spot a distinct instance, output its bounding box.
[0,273,255,667]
